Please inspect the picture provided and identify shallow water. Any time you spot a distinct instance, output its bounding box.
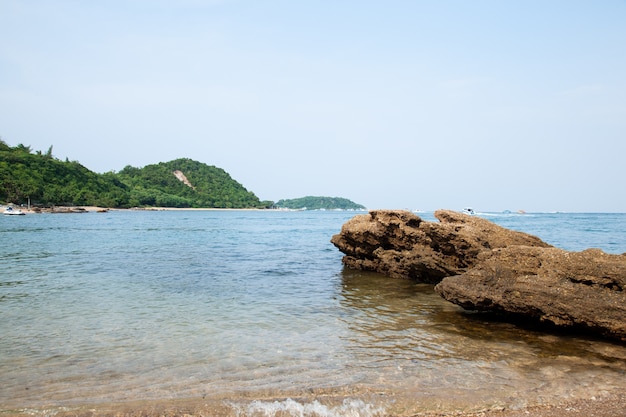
[1,210,626,416]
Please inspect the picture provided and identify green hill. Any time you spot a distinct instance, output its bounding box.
[1,141,362,210]
[0,141,271,209]
[117,158,269,208]
[0,142,130,207]
[275,196,365,211]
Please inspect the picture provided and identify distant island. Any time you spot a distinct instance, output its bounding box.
[0,140,362,211]
[274,196,365,211]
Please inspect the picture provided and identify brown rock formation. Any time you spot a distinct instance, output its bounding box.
[435,247,626,341]
[331,209,626,341]
[330,209,551,283]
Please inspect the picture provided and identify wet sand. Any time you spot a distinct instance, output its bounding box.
[5,393,626,417]
[476,393,626,417]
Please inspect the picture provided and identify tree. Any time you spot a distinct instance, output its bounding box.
[1,143,268,209]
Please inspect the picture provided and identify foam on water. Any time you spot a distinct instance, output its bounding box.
[234,398,385,417]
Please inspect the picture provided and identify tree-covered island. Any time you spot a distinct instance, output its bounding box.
[0,141,271,209]
[1,141,365,210]
[274,196,365,211]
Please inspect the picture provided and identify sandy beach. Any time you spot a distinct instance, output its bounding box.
[473,393,626,417]
[5,393,626,417]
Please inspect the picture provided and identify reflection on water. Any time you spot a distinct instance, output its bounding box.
[337,268,626,412]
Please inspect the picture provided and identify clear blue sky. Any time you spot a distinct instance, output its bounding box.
[1,1,625,212]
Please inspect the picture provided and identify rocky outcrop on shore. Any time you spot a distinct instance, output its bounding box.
[331,210,626,341]
[435,246,626,341]
[330,209,551,283]
[30,206,109,213]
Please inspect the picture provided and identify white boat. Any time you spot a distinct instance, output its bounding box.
[3,206,25,215]
[462,207,476,215]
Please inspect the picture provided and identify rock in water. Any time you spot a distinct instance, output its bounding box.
[435,247,626,341]
[330,209,551,283]
[332,209,626,341]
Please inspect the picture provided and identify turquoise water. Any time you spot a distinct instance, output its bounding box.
[1,210,626,416]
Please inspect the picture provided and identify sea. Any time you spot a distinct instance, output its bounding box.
[1,209,626,416]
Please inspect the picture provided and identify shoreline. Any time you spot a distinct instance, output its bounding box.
[4,205,368,214]
[476,393,626,417]
[4,392,626,417]
[12,206,273,214]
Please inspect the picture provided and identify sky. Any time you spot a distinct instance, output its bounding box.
[1,1,625,212]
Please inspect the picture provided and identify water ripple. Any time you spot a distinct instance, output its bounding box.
[2,211,626,414]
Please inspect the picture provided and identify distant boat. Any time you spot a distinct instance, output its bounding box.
[462,207,476,215]
[3,206,25,215]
